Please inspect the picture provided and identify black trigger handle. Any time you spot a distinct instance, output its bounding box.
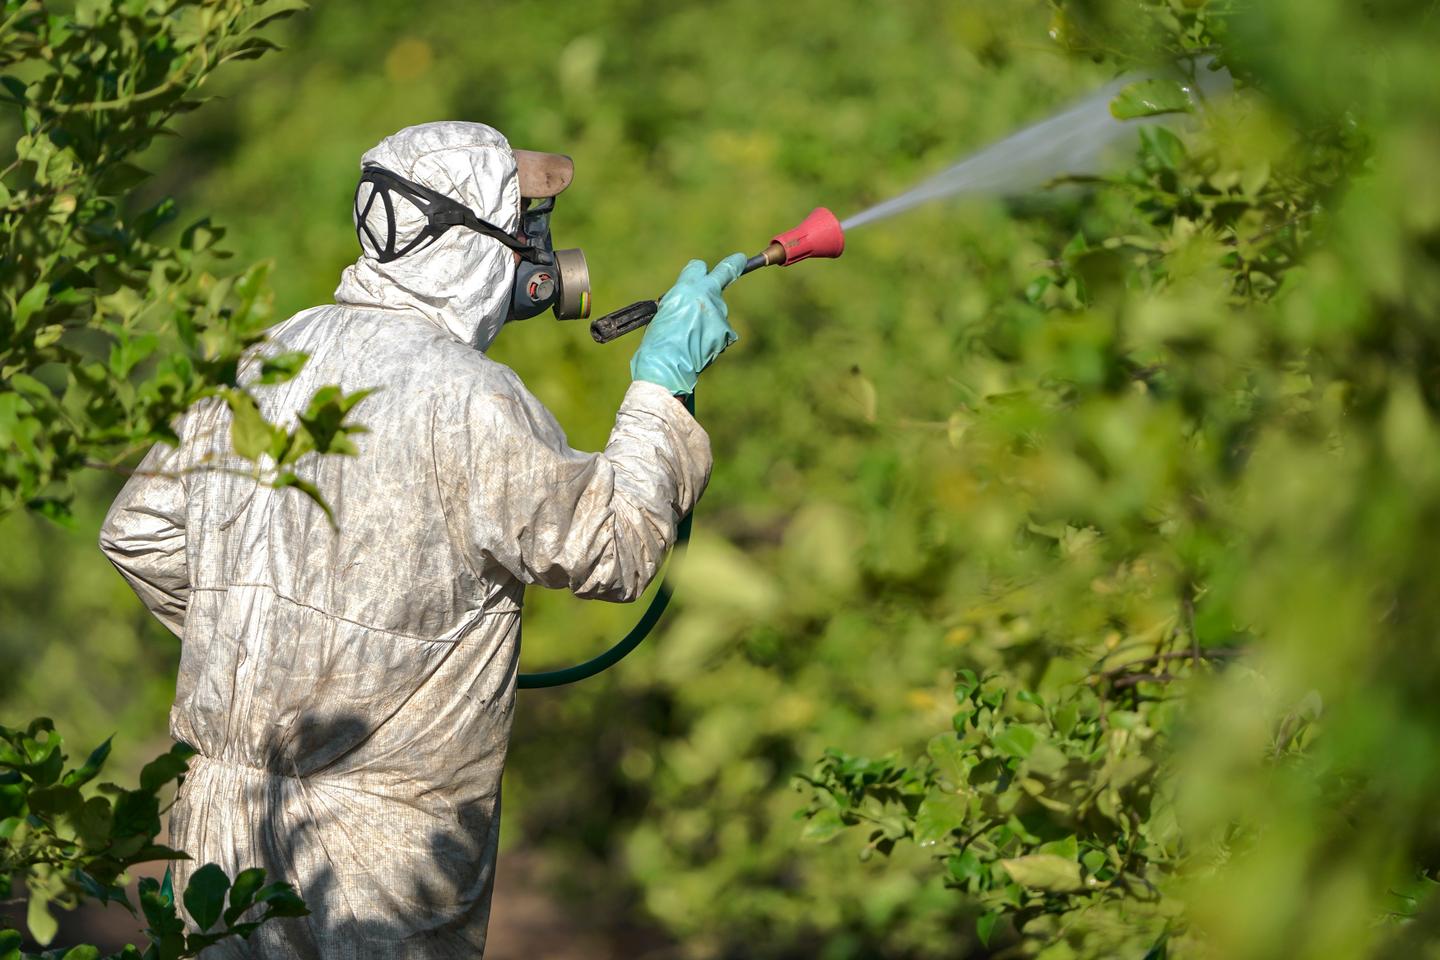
[590,299,659,344]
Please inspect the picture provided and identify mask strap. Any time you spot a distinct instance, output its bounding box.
[355,164,546,264]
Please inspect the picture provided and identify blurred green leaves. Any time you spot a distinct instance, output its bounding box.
[1109,78,1193,120]
[790,1,1440,956]
[799,669,1178,951]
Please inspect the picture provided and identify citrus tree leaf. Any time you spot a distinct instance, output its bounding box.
[1110,78,1193,120]
[183,863,232,932]
[999,854,1084,892]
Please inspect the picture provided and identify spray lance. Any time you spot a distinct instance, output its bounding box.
[516,207,845,689]
[586,207,847,344]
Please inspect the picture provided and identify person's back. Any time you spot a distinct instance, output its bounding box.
[99,121,744,958]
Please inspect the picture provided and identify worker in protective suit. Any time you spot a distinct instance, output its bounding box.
[98,120,745,958]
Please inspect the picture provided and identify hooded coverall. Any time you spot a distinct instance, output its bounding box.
[98,121,711,958]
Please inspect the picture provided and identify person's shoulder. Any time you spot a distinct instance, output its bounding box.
[284,305,501,383]
[264,304,542,412]
[432,352,563,443]
[370,329,539,424]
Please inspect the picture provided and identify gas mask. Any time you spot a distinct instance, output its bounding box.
[509,195,591,321]
[354,163,591,322]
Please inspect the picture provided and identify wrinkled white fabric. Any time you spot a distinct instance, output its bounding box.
[99,122,711,959]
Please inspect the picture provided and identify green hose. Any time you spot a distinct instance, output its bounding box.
[516,392,695,689]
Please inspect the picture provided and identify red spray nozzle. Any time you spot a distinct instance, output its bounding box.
[737,206,847,278]
[771,206,846,265]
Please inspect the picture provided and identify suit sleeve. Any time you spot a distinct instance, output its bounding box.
[447,377,712,602]
[98,436,191,637]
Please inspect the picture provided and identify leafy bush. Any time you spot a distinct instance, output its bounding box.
[0,2,342,953]
[0,720,306,958]
[793,1,1440,956]
[0,0,365,519]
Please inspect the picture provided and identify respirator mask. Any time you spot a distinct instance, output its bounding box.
[354,159,591,322]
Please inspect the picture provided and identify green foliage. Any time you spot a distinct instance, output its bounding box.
[1,3,325,953]
[0,721,306,958]
[0,484,176,777]
[0,0,364,519]
[1109,79,1193,120]
[789,1,1440,957]
[800,670,1185,953]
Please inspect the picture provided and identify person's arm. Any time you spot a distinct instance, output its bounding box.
[99,433,192,636]
[455,375,710,601]
[449,253,744,601]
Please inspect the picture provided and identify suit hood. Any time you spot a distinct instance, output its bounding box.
[334,121,520,351]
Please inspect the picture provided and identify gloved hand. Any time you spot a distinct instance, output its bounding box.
[630,253,747,396]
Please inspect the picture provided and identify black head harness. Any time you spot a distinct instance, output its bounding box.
[355,164,545,264]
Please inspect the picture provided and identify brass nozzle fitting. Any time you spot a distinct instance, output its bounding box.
[758,240,787,267]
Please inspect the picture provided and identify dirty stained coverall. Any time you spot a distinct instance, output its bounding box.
[98,122,711,958]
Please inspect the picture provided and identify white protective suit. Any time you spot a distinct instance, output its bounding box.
[98,121,711,958]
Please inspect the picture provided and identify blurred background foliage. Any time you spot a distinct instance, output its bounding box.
[4,0,1440,957]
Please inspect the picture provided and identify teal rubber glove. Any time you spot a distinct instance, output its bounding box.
[630,253,747,396]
